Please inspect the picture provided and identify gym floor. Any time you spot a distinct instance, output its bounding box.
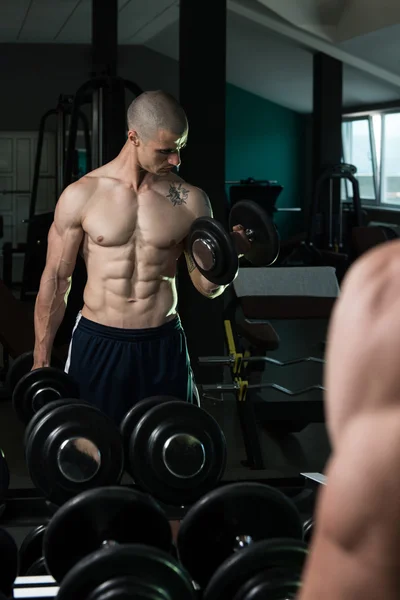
[0,314,331,549]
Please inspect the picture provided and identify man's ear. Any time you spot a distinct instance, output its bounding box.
[128,130,140,146]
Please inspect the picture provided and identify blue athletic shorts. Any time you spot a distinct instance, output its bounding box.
[64,312,198,424]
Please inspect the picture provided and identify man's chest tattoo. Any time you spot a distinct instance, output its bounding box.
[167,183,189,206]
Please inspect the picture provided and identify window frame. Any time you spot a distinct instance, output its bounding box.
[341,115,378,206]
[342,107,400,211]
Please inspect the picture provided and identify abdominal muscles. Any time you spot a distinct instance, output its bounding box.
[81,231,181,329]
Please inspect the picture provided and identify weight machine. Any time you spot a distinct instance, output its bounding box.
[280,163,365,279]
[196,265,337,470]
[227,177,302,216]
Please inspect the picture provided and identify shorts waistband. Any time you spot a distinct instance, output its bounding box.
[75,313,183,342]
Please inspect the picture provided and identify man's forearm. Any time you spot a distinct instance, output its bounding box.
[33,273,69,366]
[197,274,228,299]
[190,266,228,299]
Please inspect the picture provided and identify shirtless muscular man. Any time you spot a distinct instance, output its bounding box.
[32,91,245,424]
[299,241,400,599]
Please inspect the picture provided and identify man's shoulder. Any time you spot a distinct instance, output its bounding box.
[156,173,205,194]
[56,176,106,219]
[154,175,211,214]
[64,175,98,196]
[64,172,120,198]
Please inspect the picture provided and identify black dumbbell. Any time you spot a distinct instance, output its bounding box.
[0,528,18,598]
[5,351,38,397]
[6,350,63,400]
[0,449,9,517]
[11,352,79,425]
[43,486,196,600]
[120,395,227,506]
[177,482,308,599]
[19,525,48,576]
[24,400,124,506]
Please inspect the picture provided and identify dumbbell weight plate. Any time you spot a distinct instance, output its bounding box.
[43,486,173,583]
[25,557,48,576]
[23,399,78,449]
[121,396,179,461]
[6,351,63,397]
[13,367,79,425]
[229,200,280,266]
[177,482,303,589]
[0,528,18,598]
[233,571,300,600]
[5,351,34,396]
[19,525,47,576]
[128,401,227,505]
[25,402,124,506]
[205,538,307,600]
[24,398,84,455]
[188,217,239,286]
[0,449,9,511]
[57,544,196,600]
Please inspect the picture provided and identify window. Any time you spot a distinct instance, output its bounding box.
[342,118,376,201]
[381,113,400,206]
[342,110,400,208]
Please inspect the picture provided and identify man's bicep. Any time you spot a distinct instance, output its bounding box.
[45,222,82,278]
[299,414,400,599]
[190,187,213,219]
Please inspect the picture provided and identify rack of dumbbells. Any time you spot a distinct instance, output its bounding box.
[0,352,320,599]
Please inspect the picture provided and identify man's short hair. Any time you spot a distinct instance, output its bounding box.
[127,91,188,141]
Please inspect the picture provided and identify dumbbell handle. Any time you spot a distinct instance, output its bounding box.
[230,228,252,256]
[235,534,253,549]
[101,539,118,548]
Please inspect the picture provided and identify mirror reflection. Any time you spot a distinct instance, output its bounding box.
[0,2,395,599]
[57,437,101,483]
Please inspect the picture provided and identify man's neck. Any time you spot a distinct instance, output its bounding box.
[109,141,148,191]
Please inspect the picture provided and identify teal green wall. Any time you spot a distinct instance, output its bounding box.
[226,83,306,239]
